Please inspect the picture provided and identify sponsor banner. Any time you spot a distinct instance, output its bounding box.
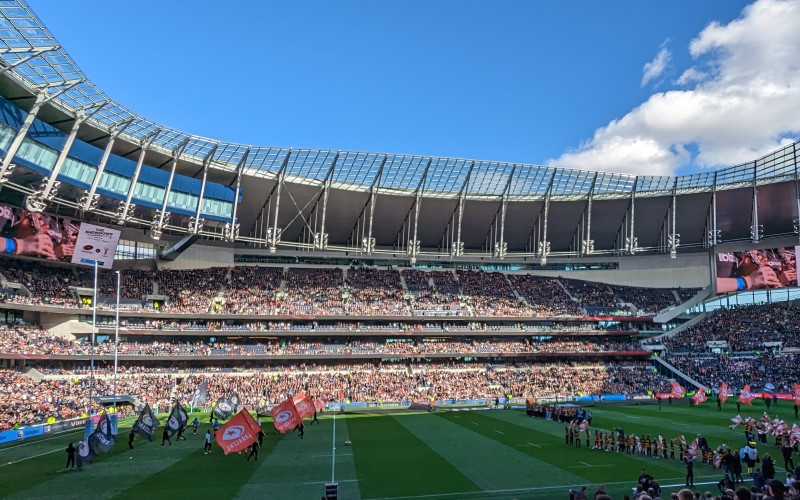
[343,402,367,409]
[0,427,41,444]
[601,394,627,401]
[70,223,121,269]
[575,396,600,402]
[43,417,86,435]
[630,395,653,401]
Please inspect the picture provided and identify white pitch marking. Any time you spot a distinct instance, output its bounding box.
[304,479,358,485]
[494,430,504,435]
[471,422,479,426]
[0,448,60,467]
[0,429,82,451]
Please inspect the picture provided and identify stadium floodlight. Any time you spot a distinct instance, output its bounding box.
[626,236,638,255]
[150,210,170,240]
[669,234,680,259]
[189,216,205,235]
[707,229,721,246]
[314,232,329,250]
[538,240,550,265]
[267,227,281,253]
[115,201,135,225]
[223,222,239,242]
[794,219,800,237]
[581,239,594,256]
[23,178,54,212]
[406,239,420,264]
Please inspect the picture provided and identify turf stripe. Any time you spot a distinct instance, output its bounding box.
[394,413,587,492]
[234,415,361,500]
[348,413,482,499]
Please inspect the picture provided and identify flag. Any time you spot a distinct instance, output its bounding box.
[191,381,209,407]
[77,439,94,464]
[692,389,707,405]
[793,383,800,404]
[88,410,115,455]
[256,396,271,418]
[165,403,188,437]
[790,423,800,446]
[719,383,730,405]
[670,381,686,399]
[314,397,324,411]
[132,404,159,441]
[738,385,755,406]
[215,410,260,455]
[292,392,315,419]
[213,396,235,420]
[271,398,302,434]
[687,439,701,457]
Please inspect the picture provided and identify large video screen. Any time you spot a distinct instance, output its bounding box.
[715,247,798,294]
[0,204,79,261]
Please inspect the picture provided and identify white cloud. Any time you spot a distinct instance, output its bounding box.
[641,45,671,87]
[552,0,800,176]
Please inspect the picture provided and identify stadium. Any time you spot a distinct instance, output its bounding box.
[0,1,799,500]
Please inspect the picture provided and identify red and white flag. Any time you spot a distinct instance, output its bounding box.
[670,381,686,399]
[292,392,315,419]
[687,439,701,457]
[692,389,707,405]
[718,383,730,405]
[790,424,800,446]
[313,397,324,411]
[738,385,755,406]
[271,398,302,434]
[216,410,260,455]
[792,383,800,404]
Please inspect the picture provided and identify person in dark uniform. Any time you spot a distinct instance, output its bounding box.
[737,401,741,412]
[258,428,265,446]
[177,424,186,441]
[161,428,172,446]
[192,417,200,434]
[246,442,259,461]
[311,407,320,425]
[565,425,570,446]
[794,402,799,419]
[717,396,722,411]
[683,452,695,486]
[781,444,795,472]
[668,396,672,406]
[65,442,76,470]
[128,430,135,449]
[298,422,305,439]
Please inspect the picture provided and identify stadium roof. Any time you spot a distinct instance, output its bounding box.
[1,1,799,259]
[1,0,797,203]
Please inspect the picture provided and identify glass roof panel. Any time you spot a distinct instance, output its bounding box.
[509,165,553,196]
[468,161,514,196]
[379,155,428,192]
[332,151,384,187]
[284,149,337,183]
[423,157,471,195]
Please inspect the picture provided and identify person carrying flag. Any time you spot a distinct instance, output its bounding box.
[311,407,320,425]
[192,417,199,435]
[65,442,76,470]
[128,430,135,450]
[258,428,265,447]
[161,428,172,447]
[683,452,695,487]
[204,430,212,454]
[212,418,220,438]
[246,442,259,462]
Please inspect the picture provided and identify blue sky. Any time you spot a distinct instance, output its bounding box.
[28,0,800,176]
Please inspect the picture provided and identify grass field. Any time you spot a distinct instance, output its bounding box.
[0,401,794,499]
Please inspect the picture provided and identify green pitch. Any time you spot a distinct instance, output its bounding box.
[0,402,787,499]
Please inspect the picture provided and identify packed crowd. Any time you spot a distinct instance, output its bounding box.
[0,257,698,317]
[0,323,643,358]
[662,303,800,352]
[666,353,799,393]
[0,360,666,430]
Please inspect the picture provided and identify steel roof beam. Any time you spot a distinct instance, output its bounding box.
[82,117,134,212]
[225,147,251,242]
[191,144,217,234]
[268,150,292,252]
[151,137,190,240]
[116,128,162,225]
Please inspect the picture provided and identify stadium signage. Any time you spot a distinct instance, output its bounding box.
[71,223,121,269]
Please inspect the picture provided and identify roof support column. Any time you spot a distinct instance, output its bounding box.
[408,160,431,264]
[315,153,338,250]
[626,178,638,254]
[538,171,557,265]
[0,82,81,185]
[82,118,134,212]
[362,156,386,255]
[750,163,762,243]
[224,148,250,242]
[708,172,720,246]
[669,179,680,258]
[117,129,161,225]
[269,152,291,253]
[793,144,800,240]
[494,166,515,259]
[452,164,473,258]
[27,102,108,212]
[151,138,189,240]
[191,145,217,234]
[582,173,598,256]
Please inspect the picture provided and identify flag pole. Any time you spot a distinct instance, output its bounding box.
[113,269,120,408]
[89,259,98,414]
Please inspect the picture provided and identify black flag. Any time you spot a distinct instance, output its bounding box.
[165,402,188,437]
[192,381,209,407]
[212,396,235,420]
[88,411,115,455]
[132,404,159,441]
